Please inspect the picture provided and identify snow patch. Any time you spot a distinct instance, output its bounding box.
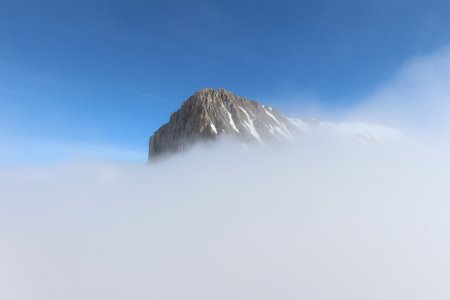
[274,126,291,139]
[288,118,402,143]
[239,107,261,142]
[322,122,402,142]
[222,103,239,133]
[210,123,218,134]
[288,118,315,134]
[265,108,293,139]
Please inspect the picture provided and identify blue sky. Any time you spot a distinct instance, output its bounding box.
[1,0,450,164]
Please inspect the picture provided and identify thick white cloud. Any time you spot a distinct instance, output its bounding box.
[0,140,450,300]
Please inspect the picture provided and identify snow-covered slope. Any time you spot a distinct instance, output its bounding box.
[288,118,402,143]
[149,88,401,159]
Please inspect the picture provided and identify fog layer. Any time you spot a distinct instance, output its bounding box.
[1,140,450,300]
[2,47,450,299]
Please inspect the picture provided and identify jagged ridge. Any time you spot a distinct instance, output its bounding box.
[149,88,299,159]
[149,88,401,159]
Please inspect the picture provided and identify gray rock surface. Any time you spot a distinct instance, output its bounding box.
[148,88,299,159]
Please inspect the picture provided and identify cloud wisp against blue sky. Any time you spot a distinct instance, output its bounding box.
[1,0,450,163]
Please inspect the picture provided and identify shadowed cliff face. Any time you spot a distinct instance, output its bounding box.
[148,88,299,159]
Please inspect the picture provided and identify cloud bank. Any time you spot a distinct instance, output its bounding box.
[2,46,450,299]
[1,140,450,300]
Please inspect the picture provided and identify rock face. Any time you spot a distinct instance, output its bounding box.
[149,88,401,159]
[149,88,299,159]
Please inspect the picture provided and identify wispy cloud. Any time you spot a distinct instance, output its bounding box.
[350,44,450,137]
[117,87,165,101]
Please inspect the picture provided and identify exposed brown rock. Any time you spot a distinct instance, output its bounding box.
[148,88,298,159]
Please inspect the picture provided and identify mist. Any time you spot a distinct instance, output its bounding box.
[350,45,450,139]
[1,138,450,299]
[2,48,450,299]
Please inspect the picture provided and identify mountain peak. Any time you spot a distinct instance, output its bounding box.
[148,89,297,159]
[188,88,252,107]
[148,89,402,160]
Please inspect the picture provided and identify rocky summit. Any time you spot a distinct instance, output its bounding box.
[148,88,401,159]
[148,88,300,159]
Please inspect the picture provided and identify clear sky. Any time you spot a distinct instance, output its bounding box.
[1,0,450,164]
